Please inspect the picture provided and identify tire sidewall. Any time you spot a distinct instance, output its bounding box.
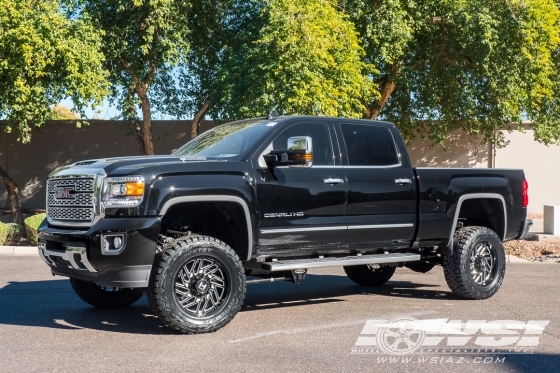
[160,242,244,329]
[459,229,506,298]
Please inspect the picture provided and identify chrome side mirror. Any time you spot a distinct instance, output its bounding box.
[263,136,313,168]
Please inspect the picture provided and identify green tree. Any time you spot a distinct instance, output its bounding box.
[74,0,191,154]
[0,0,107,233]
[214,0,376,120]
[342,0,560,146]
[151,0,258,138]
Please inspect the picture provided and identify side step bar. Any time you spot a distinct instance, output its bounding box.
[261,253,420,272]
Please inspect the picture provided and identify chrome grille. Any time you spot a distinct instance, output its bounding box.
[46,177,95,225]
[47,193,93,206]
[47,179,93,193]
[47,207,94,221]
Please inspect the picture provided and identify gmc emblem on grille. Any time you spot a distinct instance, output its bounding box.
[53,186,76,200]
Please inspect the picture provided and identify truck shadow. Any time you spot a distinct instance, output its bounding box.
[0,274,455,335]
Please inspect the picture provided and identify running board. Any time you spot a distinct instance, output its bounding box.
[261,253,421,272]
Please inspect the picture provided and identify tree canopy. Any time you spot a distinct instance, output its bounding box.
[214,0,377,120]
[342,0,560,146]
[0,0,107,142]
[72,0,191,154]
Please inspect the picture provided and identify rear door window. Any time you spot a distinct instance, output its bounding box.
[340,124,400,166]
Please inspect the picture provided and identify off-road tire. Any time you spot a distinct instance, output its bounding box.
[343,265,396,286]
[443,226,506,300]
[148,235,246,334]
[70,278,142,309]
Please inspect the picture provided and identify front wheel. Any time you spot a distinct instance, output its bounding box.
[443,226,506,300]
[70,278,143,308]
[148,236,246,334]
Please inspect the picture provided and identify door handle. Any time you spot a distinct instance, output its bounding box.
[395,178,412,184]
[324,178,345,184]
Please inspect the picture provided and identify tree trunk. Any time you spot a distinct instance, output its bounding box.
[0,164,28,241]
[128,118,149,155]
[190,94,213,139]
[366,77,397,120]
[137,84,154,155]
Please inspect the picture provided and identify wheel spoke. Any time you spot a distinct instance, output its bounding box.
[388,337,404,350]
[182,297,197,308]
[174,255,229,319]
[383,329,402,338]
[469,241,498,286]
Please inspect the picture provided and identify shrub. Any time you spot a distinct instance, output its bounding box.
[2,223,24,245]
[0,223,7,245]
[25,213,46,246]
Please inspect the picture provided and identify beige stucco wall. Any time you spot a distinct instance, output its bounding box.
[493,129,560,214]
[406,131,488,168]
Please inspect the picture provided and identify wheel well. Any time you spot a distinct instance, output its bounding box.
[458,198,505,240]
[160,201,250,261]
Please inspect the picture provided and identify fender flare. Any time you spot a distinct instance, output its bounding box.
[443,193,507,255]
[159,195,253,261]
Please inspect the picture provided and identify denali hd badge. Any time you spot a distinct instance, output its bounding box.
[53,186,75,200]
[264,212,304,218]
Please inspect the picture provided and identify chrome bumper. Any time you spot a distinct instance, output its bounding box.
[38,242,97,272]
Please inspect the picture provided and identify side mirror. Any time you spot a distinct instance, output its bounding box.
[171,148,177,154]
[264,136,313,168]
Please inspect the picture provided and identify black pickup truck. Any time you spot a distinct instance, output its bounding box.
[38,115,531,333]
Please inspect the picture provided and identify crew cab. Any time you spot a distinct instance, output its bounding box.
[37,115,531,333]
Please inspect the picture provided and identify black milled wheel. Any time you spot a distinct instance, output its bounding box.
[343,264,396,286]
[70,278,142,309]
[443,226,506,300]
[148,235,246,334]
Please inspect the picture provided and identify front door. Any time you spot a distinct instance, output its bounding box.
[336,122,417,249]
[255,121,347,253]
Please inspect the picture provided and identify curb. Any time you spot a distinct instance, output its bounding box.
[0,246,38,255]
[507,255,530,263]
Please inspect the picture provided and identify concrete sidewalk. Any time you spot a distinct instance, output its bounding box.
[0,246,38,255]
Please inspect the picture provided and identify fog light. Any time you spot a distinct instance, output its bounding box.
[114,236,123,250]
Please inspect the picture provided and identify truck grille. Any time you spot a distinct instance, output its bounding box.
[46,177,95,226]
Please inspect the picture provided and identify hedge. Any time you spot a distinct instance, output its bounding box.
[25,213,46,246]
[0,213,46,246]
[0,223,24,246]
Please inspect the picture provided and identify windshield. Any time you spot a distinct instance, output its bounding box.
[172,118,274,158]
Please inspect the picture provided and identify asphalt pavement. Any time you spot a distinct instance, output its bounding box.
[0,255,558,373]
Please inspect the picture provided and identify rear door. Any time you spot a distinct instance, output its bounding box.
[335,122,417,249]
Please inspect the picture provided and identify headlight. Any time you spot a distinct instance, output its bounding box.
[101,176,145,208]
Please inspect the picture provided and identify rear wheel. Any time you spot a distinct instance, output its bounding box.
[343,264,396,286]
[70,278,142,309]
[443,226,506,299]
[148,235,246,334]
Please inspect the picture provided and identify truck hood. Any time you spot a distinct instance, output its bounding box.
[48,155,240,179]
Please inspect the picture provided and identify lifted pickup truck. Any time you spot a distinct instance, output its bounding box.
[38,115,531,333]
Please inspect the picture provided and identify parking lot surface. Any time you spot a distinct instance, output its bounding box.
[0,255,558,373]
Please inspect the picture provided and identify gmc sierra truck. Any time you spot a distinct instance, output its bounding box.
[37,115,532,334]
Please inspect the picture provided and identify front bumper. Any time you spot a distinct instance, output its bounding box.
[38,217,161,288]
